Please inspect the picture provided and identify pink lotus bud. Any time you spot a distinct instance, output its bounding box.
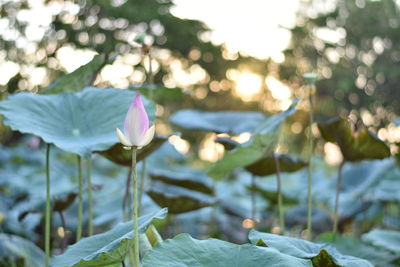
[116,92,155,148]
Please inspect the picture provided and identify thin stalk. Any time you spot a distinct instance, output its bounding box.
[306,84,315,240]
[333,162,345,234]
[86,157,93,236]
[59,211,67,252]
[146,49,155,101]
[131,148,139,267]
[251,175,257,223]
[45,144,51,267]
[138,159,146,214]
[273,154,285,234]
[76,155,83,241]
[122,167,132,221]
[148,52,154,85]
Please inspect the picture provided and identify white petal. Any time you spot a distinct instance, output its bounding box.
[116,128,132,147]
[137,124,155,148]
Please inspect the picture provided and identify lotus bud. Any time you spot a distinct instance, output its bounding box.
[303,72,318,85]
[116,92,155,149]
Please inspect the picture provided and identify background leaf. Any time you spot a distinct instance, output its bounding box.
[208,100,298,180]
[0,87,156,158]
[362,229,400,255]
[51,208,167,267]
[142,233,313,267]
[317,117,390,162]
[146,181,216,214]
[149,168,213,195]
[0,234,45,267]
[44,55,106,94]
[245,153,308,176]
[170,109,266,134]
[98,136,167,166]
[317,233,399,267]
[249,230,373,267]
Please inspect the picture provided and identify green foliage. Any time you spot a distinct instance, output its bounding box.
[142,233,313,267]
[245,153,308,176]
[130,85,185,104]
[249,230,374,267]
[0,234,45,267]
[281,0,400,117]
[149,168,213,195]
[146,181,216,214]
[317,233,399,267]
[44,55,106,94]
[318,117,390,162]
[51,209,167,267]
[171,110,266,134]
[99,136,167,166]
[208,100,298,180]
[0,87,156,157]
[362,229,400,255]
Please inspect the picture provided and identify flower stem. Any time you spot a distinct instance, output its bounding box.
[333,162,344,233]
[139,159,146,215]
[45,144,51,267]
[58,211,67,252]
[131,148,139,267]
[306,84,315,240]
[122,167,132,222]
[273,154,285,234]
[86,157,93,236]
[76,155,83,241]
[251,175,257,223]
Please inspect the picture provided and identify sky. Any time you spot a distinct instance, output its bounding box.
[171,0,300,60]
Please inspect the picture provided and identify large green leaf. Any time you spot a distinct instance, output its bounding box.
[149,168,213,194]
[249,230,373,267]
[362,229,400,255]
[214,137,240,151]
[44,55,106,94]
[208,100,298,180]
[251,183,298,205]
[245,153,308,176]
[0,87,156,158]
[130,85,185,103]
[317,233,398,267]
[317,117,390,162]
[51,208,167,267]
[98,136,167,166]
[170,109,266,134]
[146,182,216,214]
[214,139,308,176]
[142,233,312,267]
[0,234,45,267]
[284,206,333,233]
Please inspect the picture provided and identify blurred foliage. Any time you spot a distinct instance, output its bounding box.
[0,0,264,111]
[1,0,400,266]
[281,0,400,124]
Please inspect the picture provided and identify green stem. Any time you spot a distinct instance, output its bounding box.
[45,144,51,267]
[131,148,139,267]
[86,157,93,236]
[59,211,67,252]
[306,84,315,240]
[77,155,83,241]
[333,162,344,234]
[148,52,154,85]
[273,154,285,234]
[251,175,257,223]
[122,167,132,222]
[139,159,146,215]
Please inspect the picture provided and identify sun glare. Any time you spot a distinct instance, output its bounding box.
[265,76,292,110]
[233,72,262,102]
